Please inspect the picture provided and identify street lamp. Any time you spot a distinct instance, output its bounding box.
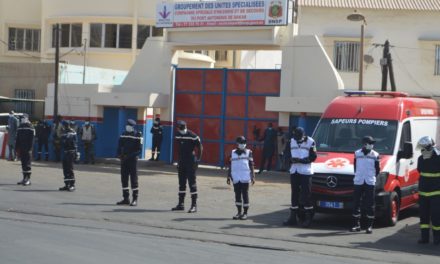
[347,11,367,91]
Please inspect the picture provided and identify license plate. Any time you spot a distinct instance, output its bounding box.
[318,201,344,209]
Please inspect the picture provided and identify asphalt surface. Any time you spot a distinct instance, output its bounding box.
[0,159,438,263]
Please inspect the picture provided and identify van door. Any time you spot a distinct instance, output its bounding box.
[396,121,418,207]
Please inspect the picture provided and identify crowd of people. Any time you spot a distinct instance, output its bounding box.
[5,111,440,245]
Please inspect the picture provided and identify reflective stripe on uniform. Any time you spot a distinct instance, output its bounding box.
[432,225,440,231]
[420,172,440,177]
[120,135,142,140]
[290,206,298,210]
[304,206,314,210]
[367,215,375,219]
[419,190,440,197]
[175,136,200,141]
[243,203,250,207]
[235,202,242,206]
[420,224,430,229]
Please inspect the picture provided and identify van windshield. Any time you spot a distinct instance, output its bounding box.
[313,118,398,155]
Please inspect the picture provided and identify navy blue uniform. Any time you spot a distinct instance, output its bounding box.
[417,149,440,244]
[117,130,143,202]
[15,123,35,182]
[61,128,78,187]
[35,121,51,161]
[175,130,202,207]
[259,127,277,172]
[150,124,163,161]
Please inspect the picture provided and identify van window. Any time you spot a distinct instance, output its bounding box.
[399,121,411,150]
[313,118,398,155]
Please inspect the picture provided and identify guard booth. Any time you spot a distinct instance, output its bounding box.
[173,68,280,168]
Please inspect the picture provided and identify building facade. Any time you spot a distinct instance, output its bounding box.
[297,0,440,95]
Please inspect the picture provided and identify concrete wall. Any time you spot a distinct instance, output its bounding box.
[0,62,54,118]
[298,7,440,95]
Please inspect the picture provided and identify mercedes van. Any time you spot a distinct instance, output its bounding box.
[311,91,440,225]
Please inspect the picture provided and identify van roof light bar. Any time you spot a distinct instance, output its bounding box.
[344,90,409,97]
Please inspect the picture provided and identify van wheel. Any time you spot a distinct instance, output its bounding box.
[385,191,400,226]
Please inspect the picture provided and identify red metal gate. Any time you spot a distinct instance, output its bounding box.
[174,68,280,167]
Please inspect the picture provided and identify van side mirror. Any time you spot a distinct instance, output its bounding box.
[398,141,413,160]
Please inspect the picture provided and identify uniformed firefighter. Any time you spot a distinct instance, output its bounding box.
[79,121,97,164]
[15,114,35,186]
[116,119,143,206]
[149,117,163,161]
[350,136,380,234]
[59,121,78,192]
[227,136,255,220]
[284,127,317,228]
[172,120,203,213]
[35,120,51,161]
[416,136,440,245]
[52,115,64,162]
[258,123,277,174]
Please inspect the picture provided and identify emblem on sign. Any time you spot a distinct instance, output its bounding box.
[268,1,283,18]
[325,158,349,169]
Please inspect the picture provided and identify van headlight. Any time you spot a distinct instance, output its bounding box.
[375,172,389,191]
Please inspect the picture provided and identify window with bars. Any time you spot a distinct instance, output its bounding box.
[435,45,440,75]
[89,23,132,49]
[14,89,35,116]
[8,27,40,52]
[215,50,228,61]
[333,41,360,72]
[52,23,83,48]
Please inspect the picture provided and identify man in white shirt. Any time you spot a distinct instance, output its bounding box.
[351,136,380,234]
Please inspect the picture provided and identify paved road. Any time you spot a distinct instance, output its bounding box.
[0,216,380,264]
[0,159,438,263]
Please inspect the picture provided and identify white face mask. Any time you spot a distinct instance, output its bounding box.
[179,129,187,134]
[9,114,13,118]
[238,143,246,150]
[154,121,159,125]
[126,125,134,132]
[421,148,433,159]
[365,144,374,150]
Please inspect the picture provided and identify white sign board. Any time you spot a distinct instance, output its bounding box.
[156,0,288,28]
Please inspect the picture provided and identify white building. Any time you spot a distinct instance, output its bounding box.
[296,0,440,95]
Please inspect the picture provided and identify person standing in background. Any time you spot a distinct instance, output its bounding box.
[7,110,19,161]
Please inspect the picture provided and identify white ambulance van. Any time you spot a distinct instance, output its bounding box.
[311,91,440,225]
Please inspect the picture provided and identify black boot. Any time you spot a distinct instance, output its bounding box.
[155,153,160,161]
[233,205,242,220]
[283,209,298,226]
[59,185,69,191]
[22,175,31,186]
[172,193,185,211]
[240,206,249,220]
[302,210,313,228]
[188,195,197,213]
[116,199,130,205]
[149,153,155,161]
[117,189,130,205]
[418,229,430,244]
[130,191,138,206]
[366,218,374,234]
[17,177,25,185]
[350,217,361,232]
